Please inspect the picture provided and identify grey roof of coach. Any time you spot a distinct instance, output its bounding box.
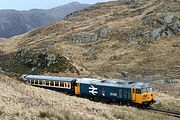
[24,75,76,82]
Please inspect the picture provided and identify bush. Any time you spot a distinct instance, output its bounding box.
[0,110,4,116]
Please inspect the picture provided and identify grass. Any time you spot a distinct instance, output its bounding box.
[0,110,4,116]
[0,72,179,120]
[0,0,179,80]
[39,110,73,120]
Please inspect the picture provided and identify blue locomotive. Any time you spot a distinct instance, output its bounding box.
[22,75,155,107]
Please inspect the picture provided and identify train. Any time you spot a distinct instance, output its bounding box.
[22,75,156,107]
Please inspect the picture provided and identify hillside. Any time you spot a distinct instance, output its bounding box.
[0,71,179,120]
[0,0,180,119]
[0,2,89,38]
[0,0,180,80]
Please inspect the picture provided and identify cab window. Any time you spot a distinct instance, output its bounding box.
[141,88,153,93]
[136,89,141,94]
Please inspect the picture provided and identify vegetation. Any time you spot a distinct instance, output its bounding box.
[39,110,74,120]
[0,110,4,116]
[0,0,179,80]
[0,72,179,120]
[1,49,79,75]
[0,0,179,119]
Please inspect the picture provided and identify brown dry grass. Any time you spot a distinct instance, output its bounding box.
[0,0,179,119]
[0,0,179,80]
[0,72,179,120]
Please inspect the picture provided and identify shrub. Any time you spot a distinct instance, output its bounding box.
[0,110,4,116]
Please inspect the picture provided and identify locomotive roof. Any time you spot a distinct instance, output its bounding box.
[76,78,150,88]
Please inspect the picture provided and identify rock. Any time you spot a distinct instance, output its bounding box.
[149,25,166,40]
[176,0,180,3]
[173,20,180,34]
[127,36,134,43]
[91,34,98,41]
[154,79,180,85]
[150,27,162,39]
[162,29,173,37]
[72,33,96,43]
[46,54,56,67]
[121,71,129,77]
[98,28,111,38]
[142,33,151,43]
[163,13,174,24]
[72,28,111,44]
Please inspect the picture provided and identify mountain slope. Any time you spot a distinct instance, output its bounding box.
[0,0,180,80]
[0,72,179,120]
[0,2,89,38]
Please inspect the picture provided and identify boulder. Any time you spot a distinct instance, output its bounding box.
[173,20,180,34]
[46,54,56,67]
[162,29,173,37]
[72,28,111,43]
[163,13,174,24]
[150,27,162,39]
[121,71,129,77]
[98,28,111,38]
[176,0,180,3]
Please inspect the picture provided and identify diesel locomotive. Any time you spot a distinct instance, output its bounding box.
[22,75,156,107]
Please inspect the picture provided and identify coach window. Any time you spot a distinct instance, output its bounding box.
[55,81,59,87]
[39,80,42,85]
[32,80,34,84]
[46,81,50,86]
[42,80,46,85]
[64,82,68,88]
[68,83,71,88]
[35,80,39,84]
[60,82,64,87]
[34,80,38,84]
[50,81,54,86]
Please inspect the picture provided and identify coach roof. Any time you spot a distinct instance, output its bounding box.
[24,75,77,82]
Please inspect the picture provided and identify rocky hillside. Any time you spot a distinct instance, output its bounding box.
[0,0,180,80]
[0,2,89,38]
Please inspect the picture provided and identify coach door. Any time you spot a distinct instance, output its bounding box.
[75,81,80,95]
[132,88,136,101]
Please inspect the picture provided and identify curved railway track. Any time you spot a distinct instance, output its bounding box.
[147,107,180,118]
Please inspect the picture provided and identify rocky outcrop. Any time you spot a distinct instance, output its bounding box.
[154,79,180,85]
[128,12,180,44]
[176,0,180,3]
[72,27,111,43]
[1,49,79,74]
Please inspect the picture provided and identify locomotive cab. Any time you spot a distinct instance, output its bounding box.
[132,87,155,107]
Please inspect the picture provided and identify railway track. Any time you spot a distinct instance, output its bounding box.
[147,107,180,118]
